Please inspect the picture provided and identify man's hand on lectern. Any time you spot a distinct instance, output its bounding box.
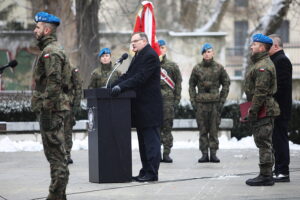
[111,85,121,97]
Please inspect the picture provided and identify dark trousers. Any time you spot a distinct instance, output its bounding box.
[273,118,290,175]
[137,126,161,178]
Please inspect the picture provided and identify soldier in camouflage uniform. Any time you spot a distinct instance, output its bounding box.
[31,12,70,200]
[88,48,122,88]
[64,66,82,164]
[244,33,280,186]
[158,40,182,163]
[189,43,230,163]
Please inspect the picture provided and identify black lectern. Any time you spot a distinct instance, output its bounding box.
[84,88,136,183]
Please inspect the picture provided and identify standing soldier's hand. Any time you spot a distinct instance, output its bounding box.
[73,106,81,116]
[191,100,197,111]
[174,99,180,106]
[218,101,225,113]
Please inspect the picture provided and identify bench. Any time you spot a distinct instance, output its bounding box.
[173,118,233,138]
[0,118,233,139]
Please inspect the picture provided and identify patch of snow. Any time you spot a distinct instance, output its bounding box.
[1,133,300,152]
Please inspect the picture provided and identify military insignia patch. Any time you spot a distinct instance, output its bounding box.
[259,68,265,72]
[44,53,50,58]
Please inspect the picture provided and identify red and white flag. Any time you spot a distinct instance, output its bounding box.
[133,1,161,56]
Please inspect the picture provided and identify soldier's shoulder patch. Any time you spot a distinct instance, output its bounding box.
[259,68,265,72]
[43,53,50,58]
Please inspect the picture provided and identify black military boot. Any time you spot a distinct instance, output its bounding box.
[246,174,275,186]
[210,151,220,163]
[161,153,173,163]
[198,153,209,163]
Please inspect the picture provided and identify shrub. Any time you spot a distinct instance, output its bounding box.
[1,92,300,144]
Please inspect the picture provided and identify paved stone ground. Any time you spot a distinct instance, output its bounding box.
[1,132,300,200]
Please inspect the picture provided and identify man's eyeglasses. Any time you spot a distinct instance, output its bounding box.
[131,38,143,44]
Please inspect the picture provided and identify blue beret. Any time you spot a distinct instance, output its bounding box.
[35,12,60,26]
[252,33,273,45]
[201,43,213,54]
[98,48,111,57]
[158,40,166,46]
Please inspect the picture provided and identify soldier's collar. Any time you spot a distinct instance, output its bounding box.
[37,34,57,50]
[250,51,269,63]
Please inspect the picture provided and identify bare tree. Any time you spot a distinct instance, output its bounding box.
[180,0,199,31]
[196,0,230,32]
[152,0,229,32]
[30,0,101,87]
[30,0,78,67]
[76,0,100,87]
[242,0,292,75]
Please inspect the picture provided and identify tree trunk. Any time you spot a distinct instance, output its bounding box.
[76,0,100,88]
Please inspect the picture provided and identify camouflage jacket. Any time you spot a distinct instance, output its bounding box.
[189,59,230,104]
[31,34,71,112]
[88,62,122,88]
[160,56,182,104]
[68,66,82,108]
[244,51,280,118]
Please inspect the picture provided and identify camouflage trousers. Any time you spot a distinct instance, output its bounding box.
[39,110,69,199]
[64,110,76,159]
[160,118,174,155]
[252,117,275,176]
[160,101,175,155]
[195,102,220,154]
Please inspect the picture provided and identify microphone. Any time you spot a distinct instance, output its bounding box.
[115,53,128,64]
[0,60,18,74]
[105,53,128,88]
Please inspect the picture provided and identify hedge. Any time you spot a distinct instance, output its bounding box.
[0,93,299,144]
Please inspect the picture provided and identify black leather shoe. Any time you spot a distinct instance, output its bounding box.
[132,175,140,181]
[136,175,158,182]
[132,173,145,181]
[67,157,73,165]
[161,154,173,163]
[274,174,290,182]
[198,154,209,163]
[246,174,274,186]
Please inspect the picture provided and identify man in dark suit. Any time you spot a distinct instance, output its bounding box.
[269,34,293,182]
[111,32,163,182]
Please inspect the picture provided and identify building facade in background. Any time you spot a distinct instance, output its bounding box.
[0,0,300,99]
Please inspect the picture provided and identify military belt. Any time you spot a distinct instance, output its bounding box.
[198,88,219,93]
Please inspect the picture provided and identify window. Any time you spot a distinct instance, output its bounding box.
[234,20,248,56]
[234,70,242,77]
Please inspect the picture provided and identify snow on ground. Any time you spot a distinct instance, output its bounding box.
[1,134,300,152]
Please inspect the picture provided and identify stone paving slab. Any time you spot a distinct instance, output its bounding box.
[1,148,300,200]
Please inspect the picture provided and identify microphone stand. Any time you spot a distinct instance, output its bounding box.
[105,61,122,88]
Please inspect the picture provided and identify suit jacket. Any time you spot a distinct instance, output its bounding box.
[270,50,293,120]
[113,44,163,128]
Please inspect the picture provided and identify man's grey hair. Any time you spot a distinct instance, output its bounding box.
[269,34,283,48]
[132,32,149,43]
